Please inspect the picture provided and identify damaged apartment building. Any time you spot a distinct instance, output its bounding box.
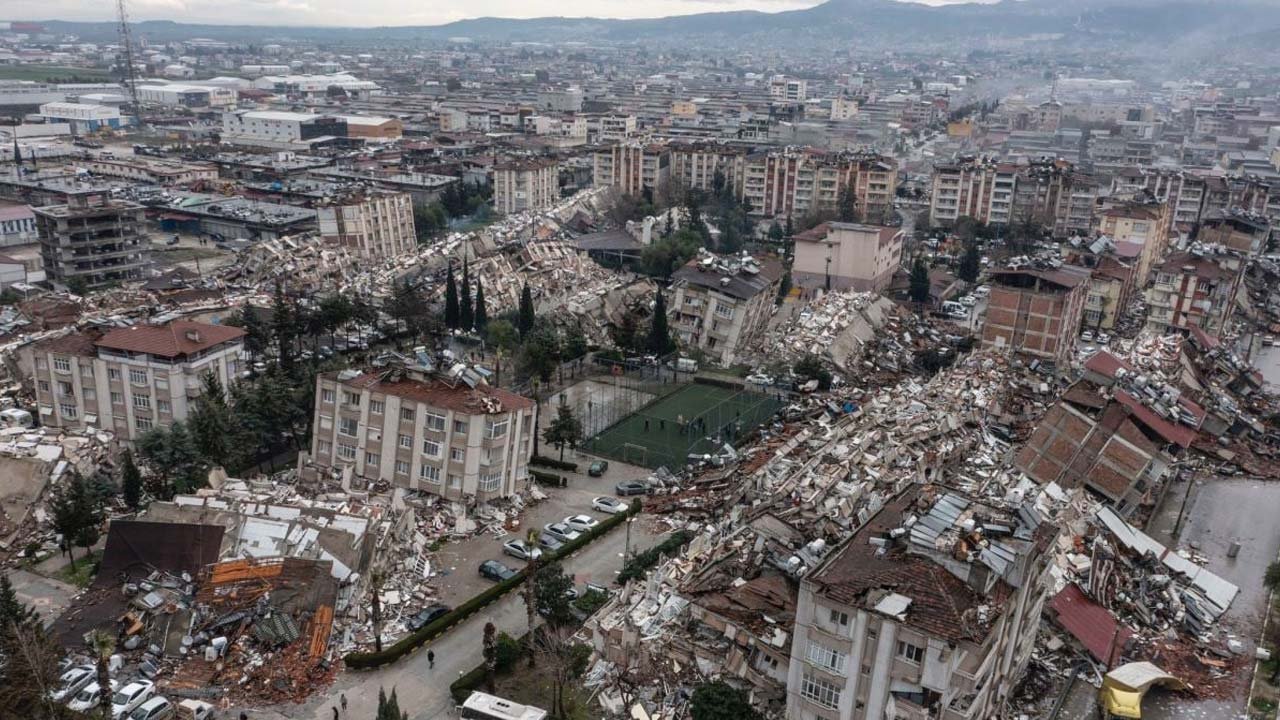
[308,353,535,501]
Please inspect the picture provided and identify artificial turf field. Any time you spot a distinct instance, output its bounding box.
[585,381,783,469]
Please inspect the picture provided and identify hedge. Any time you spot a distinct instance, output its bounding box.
[449,631,527,704]
[616,529,692,584]
[530,469,566,487]
[343,499,642,669]
[530,455,578,472]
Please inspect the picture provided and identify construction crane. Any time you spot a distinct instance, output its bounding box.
[116,0,143,128]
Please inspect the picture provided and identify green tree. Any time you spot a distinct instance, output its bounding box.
[793,354,833,391]
[1265,561,1280,591]
[909,255,931,306]
[49,470,102,570]
[958,241,981,284]
[518,285,536,337]
[473,278,488,332]
[523,528,541,667]
[647,292,675,355]
[562,324,588,361]
[188,372,245,472]
[776,269,792,305]
[388,279,426,342]
[0,612,65,719]
[376,686,408,720]
[270,282,300,376]
[767,221,784,242]
[689,681,762,720]
[838,184,858,223]
[120,448,143,510]
[543,403,583,462]
[460,261,474,332]
[235,305,269,365]
[136,421,208,499]
[0,573,36,632]
[784,214,794,237]
[90,630,115,720]
[518,322,560,383]
[485,318,519,352]
[609,308,643,354]
[444,266,460,330]
[534,562,577,628]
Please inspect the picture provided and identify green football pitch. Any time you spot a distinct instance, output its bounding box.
[584,382,784,469]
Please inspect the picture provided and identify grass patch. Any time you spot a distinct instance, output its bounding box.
[55,550,103,588]
[1252,697,1277,712]
[0,65,112,82]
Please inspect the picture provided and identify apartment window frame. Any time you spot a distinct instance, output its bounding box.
[394,459,410,476]
[450,447,465,463]
[53,356,71,373]
[422,438,442,458]
[398,433,412,449]
[365,452,380,467]
[800,673,841,711]
[129,368,148,385]
[336,443,357,461]
[418,464,442,484]
[478,471,502,492]
[805,641,847,675]
[485,419,509,439]
[321,389,336,403]
[338,416,359,437]
[897,640,925,665]
[425,411,446,432]
[133,394,151,410]
[157,399,171,414]
[369,399,385,415]
[134,416,152,432]
[110,391,123,405]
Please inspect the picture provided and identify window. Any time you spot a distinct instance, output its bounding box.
[806,642,847,674]
[369,399,385,415]
[339,417,359,437]
[317,440,331,454]
[479,471,502,492]
[57,381,73,396]
[157,399,170,414]
[395,460,410,475]
[448,474,462,488]
[135,416,152,432]
[419,464,441,483]
[897,641,924,664]
[80,364,93,377]
[485,419,508,439]
[400,407,415,422]
[53,357,71,373]
[155,378,168,391]
[398,433,412,449]
[365,452,380,467]
[37,380,50,393]
[800,674,841,710]
[425,412,446,432]
[828,608,849,627]
[321,389,336,403]
[453,419,468,434]
[337,443,357,461]
[714,302,734,319]
[108,368,121,381]
[59,403,78,419]
[129,369,147,385]
[422,439,441,458]
[110,391,123,405]
[343,392,360,406]
[133,394,151,409]
[450,447,465,462]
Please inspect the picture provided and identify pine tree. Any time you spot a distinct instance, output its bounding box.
[784,214,794,237]
[909,255,931,306]
[518,285,536,337]
[0,573,36,631]
[49,471,102,570]
[444,266,459,330]
[270,282,298,375]
[958,242,981,284]
[647,291,674,355]
[460,260,474,331]
[120,449,143,510]
[473,278,488,333]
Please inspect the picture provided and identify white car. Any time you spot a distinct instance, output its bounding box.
[68,680,117,713]
[973,285,990,297]
[958,295,977,307]
[1096,332,1111,344]
[502,539,542,561]
[128,696,173,720]
[112,680,156,719]
[744,373,773,386]
[591,497,629,515]
[52,666,96,702]
[563,514,600,533]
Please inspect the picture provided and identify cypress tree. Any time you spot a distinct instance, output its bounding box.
[647,291,674,355]
[444,265,459,329]
[460,260,474,331]
[518,285,536,337]
[474,278,488,332]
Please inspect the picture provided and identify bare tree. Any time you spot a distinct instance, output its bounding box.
[0,622,67,719]
[533,625,590,719]
[607,654,657,717]
[370,568,386,653]
[483,622,497,692]
[523,528,541,667]
[90,630,115,719]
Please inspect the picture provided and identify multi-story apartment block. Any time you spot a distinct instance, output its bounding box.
[1111,168,1209,231]
[35,188,150,290]
[1197,210,1271,256]
[309,365,535,501]
[316,190,417,260]
[930,156,1095,235]
[1095,195,1172,286]
[740,149,897,223]
[981,265,1090,369]
[20,320,245,440]
[769,76,808,102]
[1145,251,1243,336]
[596,114,638,141]
[593,142,670,198]
[492,158,559,215]
[792,222,903,293]
[928,157,1017,227]
[669,141,748,193]
[669,253,784,367]
[786,487,1055,720]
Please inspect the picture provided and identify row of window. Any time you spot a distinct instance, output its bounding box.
[318,439,508,492]
[45,357,175,388]
[324,397,510,440]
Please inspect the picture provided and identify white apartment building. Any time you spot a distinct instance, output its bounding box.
[309,367,535,501]
[669,253,785,367]
[492,158,559,214]
[792,222,904,293]
[593,142,671,197]
[20,321,246,441]
[317,191,417,260]
[596,114,638,141]
[787,489,1055,720]
[770,76,808,102]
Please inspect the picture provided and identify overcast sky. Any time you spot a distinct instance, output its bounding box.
[5,0,983,28]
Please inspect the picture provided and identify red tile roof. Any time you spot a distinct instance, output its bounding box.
[95,320,245,359]
[1114,390,1199,449]
[1049,583,1131,666]
[330,371,534,415]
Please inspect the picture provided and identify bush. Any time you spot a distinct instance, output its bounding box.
[494,632,521,672]
[530,455,578,472]
[530,469,566,487]
[345,500,642,669]
[617,530,692,584]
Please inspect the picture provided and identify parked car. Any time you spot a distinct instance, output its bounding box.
[744,373,773,386]
[1096,332,1111,344]
[69,680,118,713]
[128,696,174,720]
[542,522,582,543]
[1080,330,1094,342]
[537,534,564,553]
[112,680,156,719]
[502,539,543,561]
[591,497,629,515]
[958,295,977,307]
[973,285,990,297]
[563,514,600,533]
[615,480,651,496]
[406,604,451,631]
[52,666,96,703]
[588,460,609,477]
[479,560,517,582]
[176,699,217,720]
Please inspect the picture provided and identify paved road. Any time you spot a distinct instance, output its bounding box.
[253,507,661,720]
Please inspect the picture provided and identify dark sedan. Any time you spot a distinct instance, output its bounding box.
[406,603,451,631]
[479,559,518,582]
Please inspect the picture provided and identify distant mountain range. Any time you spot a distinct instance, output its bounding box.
[36,0,1280,48]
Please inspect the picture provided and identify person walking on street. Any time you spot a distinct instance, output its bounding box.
[341,694,348,714]
[428,649,436,668]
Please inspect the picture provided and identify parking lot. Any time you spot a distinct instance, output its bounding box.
[426,452,657,608]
